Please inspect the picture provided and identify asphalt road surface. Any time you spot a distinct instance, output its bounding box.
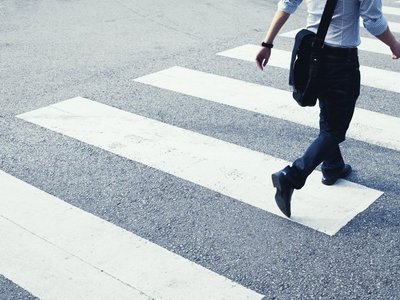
[1,0,399,299]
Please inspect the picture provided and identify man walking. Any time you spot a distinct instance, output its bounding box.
[255,0,400,218]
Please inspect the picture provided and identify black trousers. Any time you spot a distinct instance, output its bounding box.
[286,48,361,189]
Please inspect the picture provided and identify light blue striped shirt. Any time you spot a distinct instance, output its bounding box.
[278,0,388,48]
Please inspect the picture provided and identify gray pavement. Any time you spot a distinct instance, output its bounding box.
[0,275,37,300]
[0,0,399,299]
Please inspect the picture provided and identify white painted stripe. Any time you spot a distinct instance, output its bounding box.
[280,29,390,55]
[17,98,383,235]
[217,44,400,94]
[360,19,400,33]
[0,170,263,300]
[387,21,400,32]
[383,6,400,16]
[133,67,400,151]
[0,217,150,300]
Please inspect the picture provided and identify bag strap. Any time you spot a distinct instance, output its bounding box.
[313,0,339,48]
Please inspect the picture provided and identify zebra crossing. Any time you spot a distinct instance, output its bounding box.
[1,3,400,299]
[133,66,400,150]
[15,97,383,236]
[1,170,262,300]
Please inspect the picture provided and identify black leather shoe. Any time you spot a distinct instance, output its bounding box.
[271,170,294,218]
[321,164,352,186]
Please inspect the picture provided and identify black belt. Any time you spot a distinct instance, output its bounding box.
[322,45,358,60]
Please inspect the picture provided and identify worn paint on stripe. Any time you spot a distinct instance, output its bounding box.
[280,29,390,55]
[0,170,263,300]
[133,67,400,151]
[217,44,400,93]
[17,98,383,235]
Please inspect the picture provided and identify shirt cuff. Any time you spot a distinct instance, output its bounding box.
[277,0,299,14]
[363,15,389,36]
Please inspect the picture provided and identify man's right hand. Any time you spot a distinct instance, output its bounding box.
[256,47,272,71]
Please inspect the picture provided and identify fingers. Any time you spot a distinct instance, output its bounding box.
[256,59,263,71]
[256,56,268,71]
[256,56,264,71]
[256,57,269,70]
[256,48,272,71]
[390,41,400,59]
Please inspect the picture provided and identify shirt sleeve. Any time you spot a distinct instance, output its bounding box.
[278,0,303,14]
[360,0,388,36]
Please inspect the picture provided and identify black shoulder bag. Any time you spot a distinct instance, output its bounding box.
[289,0,338,107]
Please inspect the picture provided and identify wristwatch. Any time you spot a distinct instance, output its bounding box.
[261,42,274,49]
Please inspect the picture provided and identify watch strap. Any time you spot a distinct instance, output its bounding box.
[261,42,274,48]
